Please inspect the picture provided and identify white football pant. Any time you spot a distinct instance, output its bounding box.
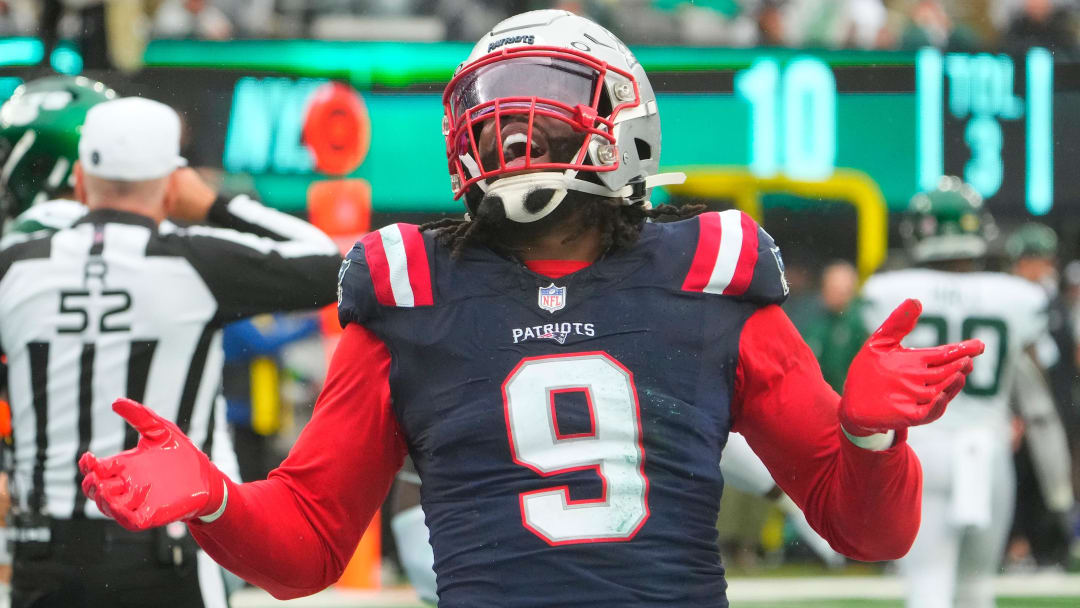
[899,426,1014,608]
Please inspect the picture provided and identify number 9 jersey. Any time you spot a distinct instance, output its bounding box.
[189,208,926,605]
[861,268,1048,430]
[335,211,787,605]
[320,209,923,607]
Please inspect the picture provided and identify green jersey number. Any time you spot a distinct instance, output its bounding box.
[915,314,1008,397]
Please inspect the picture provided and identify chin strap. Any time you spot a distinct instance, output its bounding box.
[487,171,688,224]
[567,171,687,199]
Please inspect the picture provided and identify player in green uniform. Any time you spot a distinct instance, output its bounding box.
[0,75,115,236]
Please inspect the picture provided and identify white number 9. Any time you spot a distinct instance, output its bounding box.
[503,352,650,545]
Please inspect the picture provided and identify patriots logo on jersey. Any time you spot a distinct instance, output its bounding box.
[537,329,569,344]
[538,283,567,313]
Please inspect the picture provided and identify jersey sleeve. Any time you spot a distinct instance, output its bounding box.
[337,223,434,328]
[188,323,408,599]
[731,304,922,562]
[178,195,342,322]
[680,210,789,306]
[1012,280,1051,349]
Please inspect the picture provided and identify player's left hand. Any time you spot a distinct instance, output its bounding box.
[840,299,985,436]
[78,398,225,531]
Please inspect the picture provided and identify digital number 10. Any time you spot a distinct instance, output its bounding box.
[735,56,837,181]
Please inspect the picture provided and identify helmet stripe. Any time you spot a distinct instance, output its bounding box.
[1,129,35,184]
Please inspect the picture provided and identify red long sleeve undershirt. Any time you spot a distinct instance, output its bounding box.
[189,323,409,599]
[731,304,921,562]
[189,295,921,600]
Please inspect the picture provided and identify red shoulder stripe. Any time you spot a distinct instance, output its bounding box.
[361,230,396,306]
[723,212,759,296]
[681,212,723,292]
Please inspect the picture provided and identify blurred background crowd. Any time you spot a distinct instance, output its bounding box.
[0,0,1076,71]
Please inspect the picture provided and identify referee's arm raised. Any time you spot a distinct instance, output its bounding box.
[169,168,342,319]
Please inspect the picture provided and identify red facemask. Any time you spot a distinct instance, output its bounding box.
[442,46,641,201]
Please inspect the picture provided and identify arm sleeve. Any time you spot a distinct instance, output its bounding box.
[188,323,408,599]
[224,316,321,359]
[1018,288,1051,349]
[731,304,922,562]
[182,195,343,322]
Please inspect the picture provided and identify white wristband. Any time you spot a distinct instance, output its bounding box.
[842,427,897,452]
[197,480,228,523]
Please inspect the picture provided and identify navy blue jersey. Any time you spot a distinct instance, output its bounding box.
[337,210,788,607]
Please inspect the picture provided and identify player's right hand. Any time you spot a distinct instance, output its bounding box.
[840,299,985,436]
[78,398,225,531]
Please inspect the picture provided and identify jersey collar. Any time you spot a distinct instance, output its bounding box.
[75,208,158,230]
[523,259,591,279]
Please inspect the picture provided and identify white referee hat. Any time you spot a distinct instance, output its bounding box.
[79,97,187,181]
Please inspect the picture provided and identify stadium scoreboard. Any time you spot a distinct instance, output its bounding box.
[0,40,1077,216]
[728,48,1058,216]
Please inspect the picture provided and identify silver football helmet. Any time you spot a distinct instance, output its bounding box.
[442,10,684,223]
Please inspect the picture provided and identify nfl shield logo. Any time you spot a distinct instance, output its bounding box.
[538,283,567,313]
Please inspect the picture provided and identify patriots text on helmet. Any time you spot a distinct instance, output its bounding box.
[487,35,536,53]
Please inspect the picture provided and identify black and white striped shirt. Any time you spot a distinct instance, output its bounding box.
[0,195,341,520]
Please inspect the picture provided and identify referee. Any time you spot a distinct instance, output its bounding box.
[0,97,341,606]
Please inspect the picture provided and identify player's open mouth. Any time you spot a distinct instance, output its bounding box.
[495,122,549,169]
[502,132,546,167]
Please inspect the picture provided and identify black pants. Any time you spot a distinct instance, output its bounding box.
[12,519,227,608]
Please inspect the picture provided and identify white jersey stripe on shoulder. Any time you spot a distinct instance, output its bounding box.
[379,224,416,307]
[704,209,744,295]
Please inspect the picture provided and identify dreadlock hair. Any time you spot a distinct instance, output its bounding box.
[420,193,706,260]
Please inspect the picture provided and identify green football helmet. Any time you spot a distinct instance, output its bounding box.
[900,175,996,264]
[0,75,116,224]
[1005,222,1057,261]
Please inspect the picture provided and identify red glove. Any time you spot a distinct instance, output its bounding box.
[78,398,225,531]
[840,299,985,436]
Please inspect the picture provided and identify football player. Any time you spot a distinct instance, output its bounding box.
[0,75,114,236]
[80,11,982,606]
[0,74,114,586]
[862,177,1050,608]
[1004,223,1074,568]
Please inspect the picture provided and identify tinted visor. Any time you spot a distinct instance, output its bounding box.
[450,56,601,120]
